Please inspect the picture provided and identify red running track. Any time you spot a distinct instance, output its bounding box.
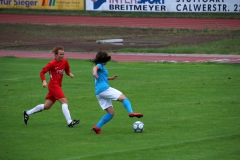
[1,50,240,63]
[0,14,240,29]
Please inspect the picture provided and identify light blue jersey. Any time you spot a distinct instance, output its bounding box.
[93,63,110,95]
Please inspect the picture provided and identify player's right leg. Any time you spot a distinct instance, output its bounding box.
[23,104,44,125]
[92,107,114,134]
[23,99,53,125]
[92,95,114,134]
[92,112,114,134]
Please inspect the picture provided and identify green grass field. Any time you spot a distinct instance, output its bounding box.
[0,57,240,160]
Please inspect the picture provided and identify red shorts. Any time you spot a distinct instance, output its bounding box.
[46,84,65,103]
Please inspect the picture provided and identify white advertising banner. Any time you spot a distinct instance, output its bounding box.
[86,0,240,13]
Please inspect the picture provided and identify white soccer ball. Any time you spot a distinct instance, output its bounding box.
[132,121,144,132]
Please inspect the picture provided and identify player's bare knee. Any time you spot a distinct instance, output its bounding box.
[59,98,68,104]
[106,107,114,116]
[117,94,126,102]
[44,105,51,110]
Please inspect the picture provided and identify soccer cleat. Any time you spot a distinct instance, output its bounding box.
[92,126,101,134]
[129,112,143,118]
[68,119,80,128]
[23,111,29,125]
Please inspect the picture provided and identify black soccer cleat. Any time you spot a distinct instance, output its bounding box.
[68,119,80,128]
[23,111,29,125]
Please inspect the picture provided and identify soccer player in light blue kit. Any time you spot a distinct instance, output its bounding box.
[91,51,143,134]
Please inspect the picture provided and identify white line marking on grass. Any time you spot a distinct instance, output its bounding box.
[0,67,124,81]
[0,76,39,81]
[62,132,240,160]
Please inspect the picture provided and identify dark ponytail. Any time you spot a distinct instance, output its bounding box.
[91,51,111,64]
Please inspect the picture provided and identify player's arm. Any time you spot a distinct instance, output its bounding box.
[65,61,74,78]
[40,63,52,88]
[42,80,47,88]
[69,72,74,78]
[65,68,74,78]
[93,65,100,79]
[108,75,118,80]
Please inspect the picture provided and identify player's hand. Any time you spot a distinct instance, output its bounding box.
[42,80,47,88]
[94,73,99,79]
[110,75,118,80]
[69,73,74,78]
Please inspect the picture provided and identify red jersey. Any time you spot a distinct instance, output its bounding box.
[40,58,71,87]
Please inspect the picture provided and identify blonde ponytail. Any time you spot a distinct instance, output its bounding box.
[51,46,64,55]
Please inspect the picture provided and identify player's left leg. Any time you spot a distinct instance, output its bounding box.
[117,94,143,118]
[118,94,133,113]
[58,98,80,127]
[54,85,80,127]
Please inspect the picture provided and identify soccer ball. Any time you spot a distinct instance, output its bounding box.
[132,121,144,132]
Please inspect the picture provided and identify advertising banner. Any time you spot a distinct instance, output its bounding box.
[86,0,240,13]
[0,0,84,10]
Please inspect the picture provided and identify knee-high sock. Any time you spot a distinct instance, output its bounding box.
[27,104,44,115]
[96,113,113,128]
[62,103,72,124]
[122,99,133,113]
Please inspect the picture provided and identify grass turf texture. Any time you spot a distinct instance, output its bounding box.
[0,57,240,160]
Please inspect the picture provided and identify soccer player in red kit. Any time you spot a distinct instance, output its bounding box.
[23,46,80,127]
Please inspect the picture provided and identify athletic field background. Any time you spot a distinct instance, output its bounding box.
[0,57,239,160]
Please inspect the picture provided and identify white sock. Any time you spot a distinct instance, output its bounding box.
[27,104,44,115]
[62,103,72,124]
